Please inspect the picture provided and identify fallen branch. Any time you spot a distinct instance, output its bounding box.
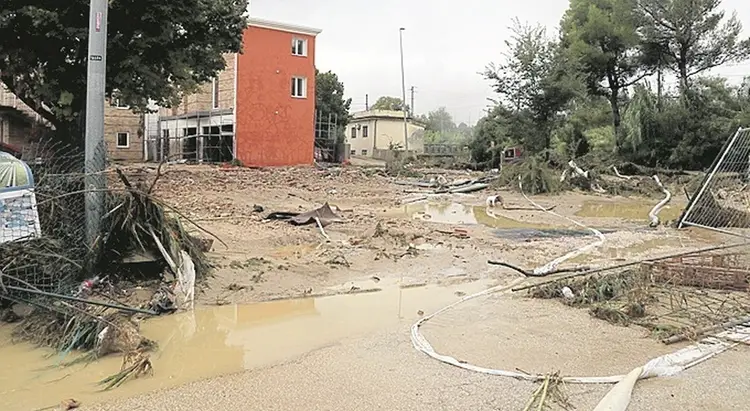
[648,175,672,227]
[502,204,556,212]
[488,260,590,277]
[2,284,158,315]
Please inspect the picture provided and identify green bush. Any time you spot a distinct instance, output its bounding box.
[495,156,562,195]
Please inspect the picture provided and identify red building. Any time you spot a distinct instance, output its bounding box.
[154,18,321,167]
[236,19,320,167]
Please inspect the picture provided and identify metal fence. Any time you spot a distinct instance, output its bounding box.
[1,139,102,302]
[679,127,750,237]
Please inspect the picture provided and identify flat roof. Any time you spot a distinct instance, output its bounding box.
[350,110,426,127]
[248,18,322,36]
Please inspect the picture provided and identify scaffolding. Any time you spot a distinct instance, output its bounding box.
[314,110,341,163]
[146,108,235,163]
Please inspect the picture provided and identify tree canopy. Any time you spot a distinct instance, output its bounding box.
[371,96,409,112]
[471,0,750,171]
[315,69,352,127]
[0,0,248,138]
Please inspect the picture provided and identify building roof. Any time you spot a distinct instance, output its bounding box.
[350,110,426,127]
[248,18,322,36]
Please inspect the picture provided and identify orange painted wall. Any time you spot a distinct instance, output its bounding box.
[235,26,317,167]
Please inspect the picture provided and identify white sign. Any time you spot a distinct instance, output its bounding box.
[0,188,42,244]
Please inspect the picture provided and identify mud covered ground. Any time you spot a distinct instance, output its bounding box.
[4,163,744,411]
[136,163,723,305]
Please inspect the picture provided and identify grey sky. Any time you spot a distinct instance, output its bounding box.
[251,0,750,124]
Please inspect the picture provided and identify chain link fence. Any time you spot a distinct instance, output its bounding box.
[679,127,750,237]
[1,139,108,303]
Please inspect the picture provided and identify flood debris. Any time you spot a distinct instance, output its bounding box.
[98,348,154,390]
[522,371,573,411]
[396,174,497,195]
[266,203,343,226]
[528,255,750,343]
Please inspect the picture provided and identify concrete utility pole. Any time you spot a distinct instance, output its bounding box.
[84,0,109,250]
[399,27,408,151]
[410,86,415,116]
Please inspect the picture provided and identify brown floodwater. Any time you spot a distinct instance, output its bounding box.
[575,200,685,221]
[0,280,491,410]
[385,202,554,229]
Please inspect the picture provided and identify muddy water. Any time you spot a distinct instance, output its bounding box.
[575,200,684,221]
[387,202,549,229]
[0,280,490,410]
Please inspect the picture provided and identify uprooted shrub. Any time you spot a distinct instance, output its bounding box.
[97,170,211,280]
[493,157,562,195]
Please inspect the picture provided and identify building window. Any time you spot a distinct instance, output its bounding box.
[350,150,356,156]
[362,125,369,137]
[292,38,307,56]
[361,149,368,156]
[291,77,307,98]
[212,77,219,109]
[350,126,357,138]
[504,148,515,159]
[116,132,129,148]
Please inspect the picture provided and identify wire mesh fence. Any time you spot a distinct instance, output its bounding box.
[1,139,108,302]
[679,127,750,237]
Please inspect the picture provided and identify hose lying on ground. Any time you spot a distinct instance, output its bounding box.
[410,279,749,385]
[516,178,605,276]
[648,175,672,227]
[410,177,748,408]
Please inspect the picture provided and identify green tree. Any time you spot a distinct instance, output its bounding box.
[315,69,352,128]
[422,107,456,131]
[0,0,247,140]
[638,0,750,92]
[561,0,649,147]
[484,19,579,155]
[484,19,553,113]
[371,96,409,112]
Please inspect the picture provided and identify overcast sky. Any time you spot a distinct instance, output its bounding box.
[251,0,750,124]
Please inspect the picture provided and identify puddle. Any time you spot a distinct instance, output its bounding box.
[0,280,490,410]
[385,202,548,229]
[575,201,684,221]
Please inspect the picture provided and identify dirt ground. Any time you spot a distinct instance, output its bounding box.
[128,163,724,305]
[66,163,748,410]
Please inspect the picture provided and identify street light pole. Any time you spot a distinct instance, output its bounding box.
[84,0,109,251]
[399,27,408,152]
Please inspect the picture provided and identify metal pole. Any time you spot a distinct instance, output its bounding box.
[399,27,408,152]
[410,86,415,115]
[84,0,108,251]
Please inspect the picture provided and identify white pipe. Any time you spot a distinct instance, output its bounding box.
[648,175,671,227]
[517,178,605,275]
[592,366,642,411]
[611,166,632,180]
[410,280,750,385]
